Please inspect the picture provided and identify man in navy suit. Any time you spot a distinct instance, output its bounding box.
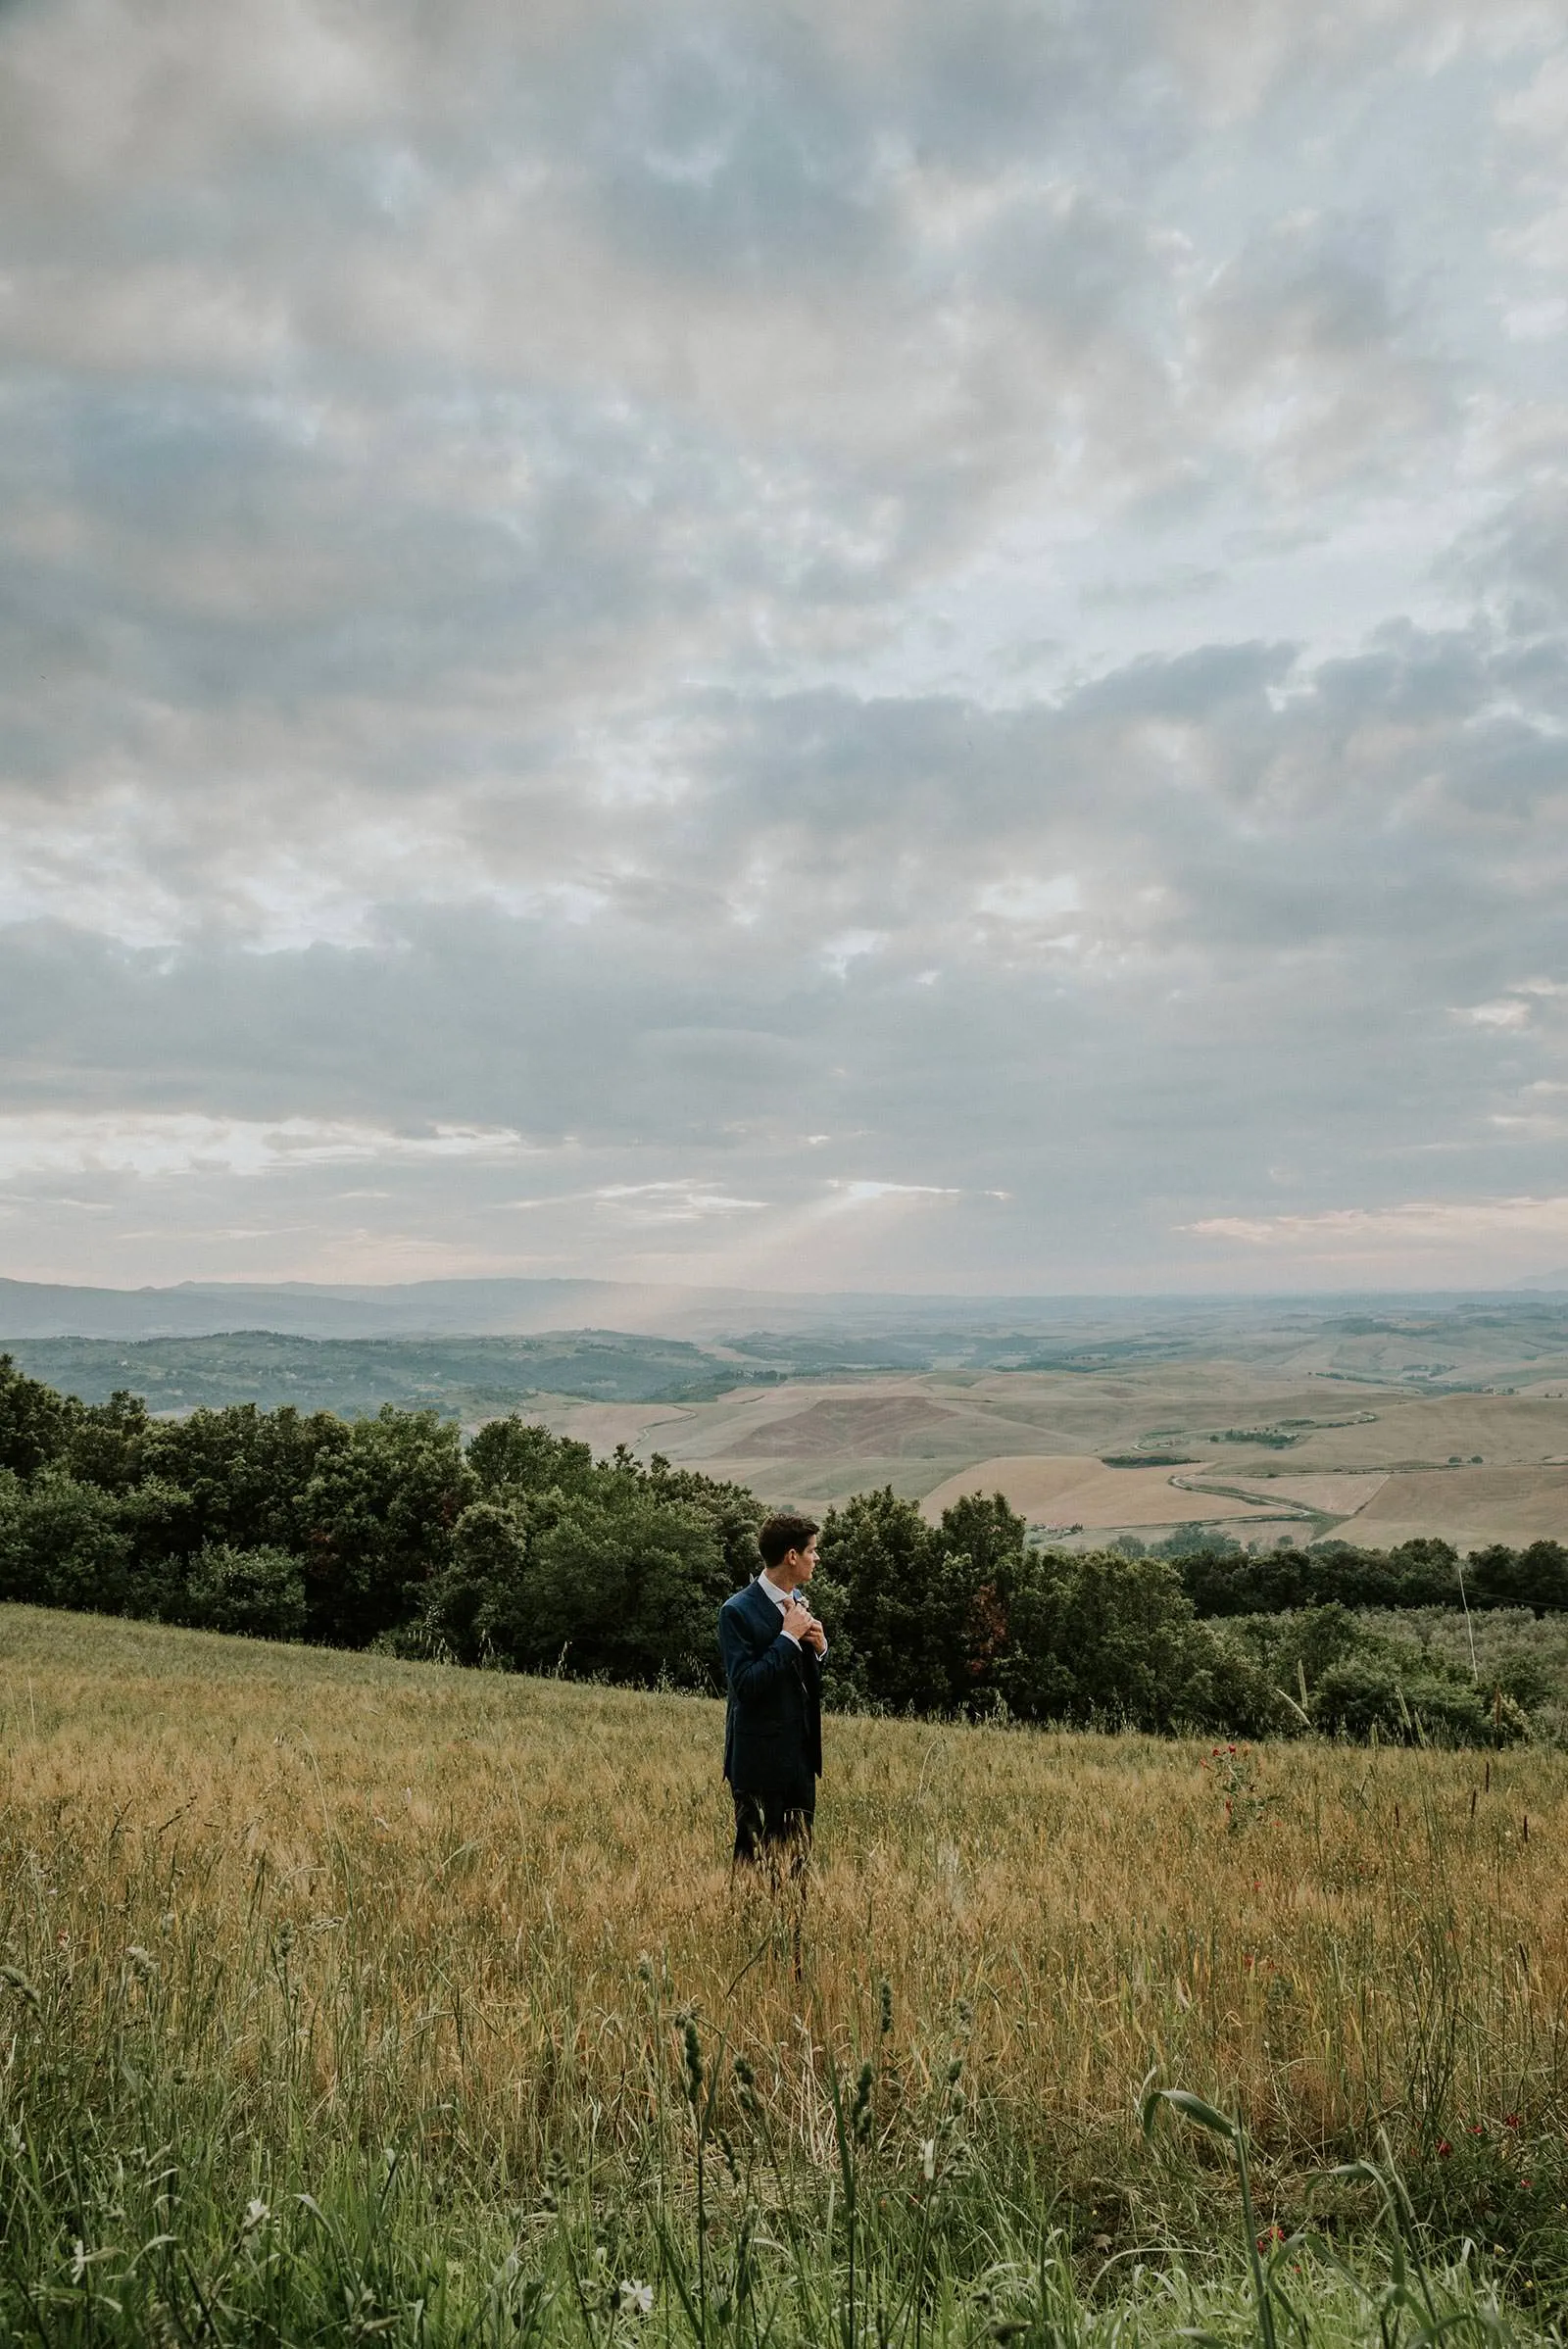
[719,1511,827,1872]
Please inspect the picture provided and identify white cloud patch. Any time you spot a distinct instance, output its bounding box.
[975,874,1081,923]
[820,929,886,978]
[1187,1197,1568,1253]
[1454,999,1533,1029]
[0,1115,531,1183]
[592,1181,768,1223]
[828,1180,962,1207]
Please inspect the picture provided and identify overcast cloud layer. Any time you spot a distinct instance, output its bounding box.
[2,0,1567,1294]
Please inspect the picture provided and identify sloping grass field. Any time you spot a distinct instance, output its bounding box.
[1,1603,1565,2344]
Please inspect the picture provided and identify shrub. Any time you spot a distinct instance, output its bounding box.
[521,1488,731,1688]
[426,1477,737,1689]
[176,1542,309,1639]
[1309,1653,1520,1746]
[0,1470,136,1616]
[998,1548,1226,1732]
[0,1354,82,1479]
[1174,1535,1568,1621]
[817,1487,1030,1715]
[425,1498,532,1663]
[297,1408,473,1646]
[1466,1541,1568,1615]
[142,1403,351,1554]
[466,1418,593,1498]
[1174,1538,1463,1617]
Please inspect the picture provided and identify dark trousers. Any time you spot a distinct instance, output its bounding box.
[731,1784,815,1874]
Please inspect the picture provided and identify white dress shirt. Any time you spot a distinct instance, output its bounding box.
[757,1571,827,1654]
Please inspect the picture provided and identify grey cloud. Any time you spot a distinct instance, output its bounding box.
[591,24,889,282]
[1450,486,1568,634]
[5,613,1563,1050]
[1189,212,1452,496]
[2,0,1566,1288]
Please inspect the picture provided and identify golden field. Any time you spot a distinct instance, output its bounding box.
[916,1452,1284,1530]
[2,1598,1563,2192]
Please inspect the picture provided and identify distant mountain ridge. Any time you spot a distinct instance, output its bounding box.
[0,1274,1102,1343]
[1,1273,1556,1348]
[0,1276,712,1341]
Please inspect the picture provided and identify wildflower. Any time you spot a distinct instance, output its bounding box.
[1437,2140,1452,2158]
[1504,2113,1521,2129]
[242,2199,270,2233]
[617,2280,654,2318]
[1256,2227,1285,2251]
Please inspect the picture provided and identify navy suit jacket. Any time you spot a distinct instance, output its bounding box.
[718,1577,822,1795]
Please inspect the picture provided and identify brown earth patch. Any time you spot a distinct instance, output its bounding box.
[919,1455,1279,1529]
[1350,1465,1568,1543]
[719,1395,959,1459]
[1179,1472,1390,1518]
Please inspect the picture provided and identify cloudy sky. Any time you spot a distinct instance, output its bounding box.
[2,0,1567,1296]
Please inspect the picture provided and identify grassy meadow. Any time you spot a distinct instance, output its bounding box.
[1,1603,1566,2345]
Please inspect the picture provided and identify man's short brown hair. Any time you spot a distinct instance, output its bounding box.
[758,1511,819,1570]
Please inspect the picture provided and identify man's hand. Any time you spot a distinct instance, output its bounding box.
[784,1600,826,1654]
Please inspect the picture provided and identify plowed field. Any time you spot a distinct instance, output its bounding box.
[918,1453,1280,1528]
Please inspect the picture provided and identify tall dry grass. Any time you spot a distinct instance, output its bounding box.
[0,1603,1563,2341]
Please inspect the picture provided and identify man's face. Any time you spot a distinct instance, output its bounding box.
[787,1534,819,1586]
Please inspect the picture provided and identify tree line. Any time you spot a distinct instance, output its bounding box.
[0,1356,1554,1744]
[1161,1527,1568,1618]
